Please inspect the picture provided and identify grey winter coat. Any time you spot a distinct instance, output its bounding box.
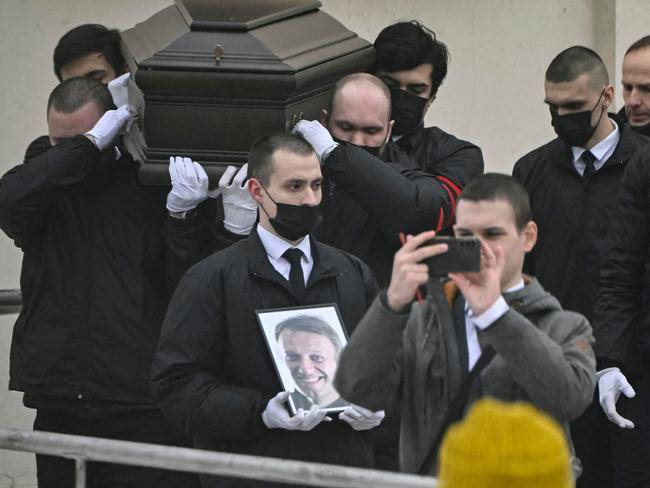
[335,277,596,475]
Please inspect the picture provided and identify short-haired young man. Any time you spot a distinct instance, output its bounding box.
[335,173,596,477]
[512,46,649,487]
[151,132,384,488]
[25,23,128,162]
[0,78,198,487]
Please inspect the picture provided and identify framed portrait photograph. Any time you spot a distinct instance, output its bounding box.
[256,303,350,415]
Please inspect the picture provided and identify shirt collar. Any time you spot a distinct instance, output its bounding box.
[505,279,525,293]
[256,224,312,263]
[571,118,619,163]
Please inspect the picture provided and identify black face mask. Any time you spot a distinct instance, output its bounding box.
[260,186,322,241]
[390,88,428,136]
[551,89,605,147]
[333,138,384,158]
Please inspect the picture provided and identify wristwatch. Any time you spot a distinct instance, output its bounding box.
[168,210,189,220]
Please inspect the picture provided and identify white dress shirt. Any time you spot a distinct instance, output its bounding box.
[256,225,314,284]
[464,279,525,370]
[571,118,620,176]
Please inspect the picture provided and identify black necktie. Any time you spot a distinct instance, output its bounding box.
[283,248,305,300]
[582,150,596,185]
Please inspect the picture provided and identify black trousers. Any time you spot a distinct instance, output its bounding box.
[609,365,650,488]
[571,392,613,488]
[34,409,201,488]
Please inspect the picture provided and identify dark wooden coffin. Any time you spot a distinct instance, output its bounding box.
[120,0,375,185]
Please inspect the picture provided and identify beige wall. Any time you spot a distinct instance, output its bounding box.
[0,1,649,484]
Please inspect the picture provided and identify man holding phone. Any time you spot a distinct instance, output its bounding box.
[335,173,596,476]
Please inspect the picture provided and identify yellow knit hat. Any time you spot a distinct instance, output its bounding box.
[437,398,573,488]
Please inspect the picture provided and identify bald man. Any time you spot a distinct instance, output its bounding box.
[295,73,483,286]
[326,73,394,155]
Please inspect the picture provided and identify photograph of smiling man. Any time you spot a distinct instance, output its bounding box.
[257,305,350,414]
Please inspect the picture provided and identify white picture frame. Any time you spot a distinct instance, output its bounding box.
[256,303,350,415]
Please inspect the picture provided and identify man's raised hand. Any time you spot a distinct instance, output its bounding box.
[449,238,504,316]
[386,230,448,312]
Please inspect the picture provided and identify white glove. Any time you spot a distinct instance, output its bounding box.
[166,156,209,213]
[108,73,130,108]
[262,391,330,431]
[598,368,636,429]
[85,105,134,150]
[293,120,338,163]
[208,164,257,235]
[338,404,385,431]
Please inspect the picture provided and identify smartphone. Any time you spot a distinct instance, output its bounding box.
[420,236,481,275]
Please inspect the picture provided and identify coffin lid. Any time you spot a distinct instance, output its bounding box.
[121,0,366,76]
[176,0,322,31]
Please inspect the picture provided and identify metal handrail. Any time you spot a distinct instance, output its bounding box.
[0,289,22,315]
[0,428,437,488]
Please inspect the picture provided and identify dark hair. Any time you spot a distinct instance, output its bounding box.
[626,35,650,55]
[545,46,609,89]
[47,77,114,115]
[53,24,125,81]
[372,21,449,97]
[459,173,532,231]
[248,132,315,185]
[330,72,391,118]
[275,315,342,353]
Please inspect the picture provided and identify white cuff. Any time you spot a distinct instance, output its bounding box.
[471,296,509,330]
[596,367,620,381]
[224,221,254,235]
[322,142,339,161]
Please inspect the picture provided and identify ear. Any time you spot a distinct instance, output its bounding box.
[386,119,395,142]
[423,94,436,117]
[522,220,538,252]
[321,109,329,126]
[602,84,615,109]
[248,178,264,203]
